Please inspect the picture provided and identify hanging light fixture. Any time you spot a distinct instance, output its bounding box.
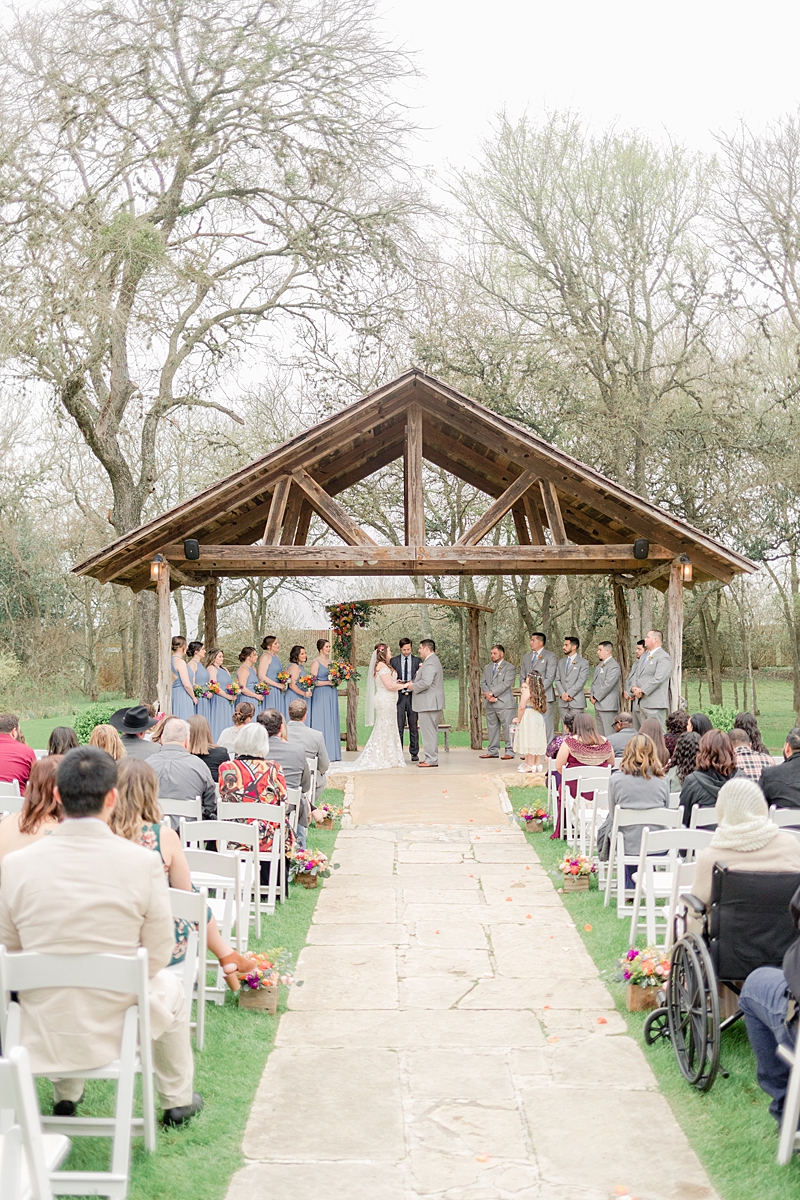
[679,554,693,583]
[150,553,165,582]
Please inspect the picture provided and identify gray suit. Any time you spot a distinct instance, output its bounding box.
[119,734,162,761]
[633,646,672,728]
[590,656,621,737]
[481,659,516,757]
[521,647,557,742]
[626,656,644,728]
[286,720,330,795]
[554,655,590,722]
[411,653,445,766]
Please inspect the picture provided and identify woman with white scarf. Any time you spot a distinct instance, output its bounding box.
[692,777,800,907]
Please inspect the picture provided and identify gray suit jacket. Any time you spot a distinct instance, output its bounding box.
[625,657,643,697]
[521,648,557,702]
[482,660,516,713]
[555,655,589,709]
[286,720,330,790]
[412,653,445,713]
[635,646,672,711]
[590,657,621,712]
[119,734,162,761]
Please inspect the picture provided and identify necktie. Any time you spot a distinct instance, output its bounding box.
[493,663,499,677]
[404,658,409,682]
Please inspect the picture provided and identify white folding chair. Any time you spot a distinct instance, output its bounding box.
[689,806,718,831]
[305,756,319,800]
[285,786,301,835]
[603,807,681,912]
[167,887,207,1052]
[183,850,243,1002]
[159,797,201,827]
[217,801,287,914]
[0,781,22,815]
[181,818,261,939]
[545,758,558,824]
[0,946,156,1199]
[628,827,713,947]
[561,767,611,845]
[778,1040,800,1163]
[0,1046,70,1200]
[769,806,800,829]
[573,773,611,858]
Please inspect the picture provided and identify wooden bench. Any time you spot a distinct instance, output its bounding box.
[438,724,451,753]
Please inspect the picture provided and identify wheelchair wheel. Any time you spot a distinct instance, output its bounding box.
[643,1006,669,1045]
[667,932,720,1091]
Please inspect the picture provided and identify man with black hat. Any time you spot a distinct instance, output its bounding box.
[109,705,162,760]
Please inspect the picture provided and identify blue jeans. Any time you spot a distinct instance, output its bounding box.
[739,966,798,1121]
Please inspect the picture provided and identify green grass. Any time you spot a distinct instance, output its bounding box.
[40,800,343,1200]
[509,785,800,1199]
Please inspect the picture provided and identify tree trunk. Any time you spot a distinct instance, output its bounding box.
[698,608,723,705]
[203,583,218,649]
[791,552,800,720]
[132,599,141,701]
[457,607,467,730]
[541,580,557,646]
[612,580,631,711]
[174,588,187,641]
[139,590,160,705]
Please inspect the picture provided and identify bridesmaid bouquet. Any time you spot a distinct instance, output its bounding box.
[254,681,271,698]
[276,670,290,686]
[327,661,357,686]
[298,673,315,692]
[192,684,208,699]
[225,681,242,700]
[206,680,222,698]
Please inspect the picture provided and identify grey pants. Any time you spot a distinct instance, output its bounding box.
[558,703,585,727]
[417,710,441,765]
[543,702,554,745]
[631,703,643,730]
[594,709,617,738]
[639,707,667,729]
[486,702,515,756]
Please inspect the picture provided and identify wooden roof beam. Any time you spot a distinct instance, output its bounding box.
[538,480,568,545]
[456,471,540,546]
[262,476,292,544]
[291,468,377,547]
[523,493,546,546]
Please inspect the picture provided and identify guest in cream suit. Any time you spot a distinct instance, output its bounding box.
[0,746,202,1125]
[409,639,445,767]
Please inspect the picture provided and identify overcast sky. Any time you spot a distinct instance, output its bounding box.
[379,0,800,172]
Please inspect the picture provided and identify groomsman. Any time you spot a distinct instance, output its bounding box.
[590,641,621,737]
[409,640,445,768]
[624,640,646,727]
[520,632,557,743]
[630,630,672,728]
[479,644,516,760]
[390,638,420,761]
[555,636,590,723]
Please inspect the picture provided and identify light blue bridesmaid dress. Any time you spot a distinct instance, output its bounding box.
[191,660,212,727]
[171,658,196,720]
[310,662,342,762]
[209,666,233,742]
[264,655,288,720]
[236,666,261,713]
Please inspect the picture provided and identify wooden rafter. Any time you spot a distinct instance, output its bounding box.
[262,475,292,544]
[404,405,425,547]
[291,468,377,547]
[279,486,304,547]
[523,493,546,546]
[456,471,539,546]
[538,479,568,545]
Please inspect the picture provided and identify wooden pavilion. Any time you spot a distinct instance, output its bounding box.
[74,369,756,746]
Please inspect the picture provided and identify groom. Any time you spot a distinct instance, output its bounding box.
[390,638,420,761]
[409,639,444,768]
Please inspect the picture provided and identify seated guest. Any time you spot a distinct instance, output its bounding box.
[639,717,670,769]
[0,756,63,865]
[150,717,216,822]
[670,730,700,782]
[603,733,670,883]
[217,702,254,755]
[545,713,574,761]
[759,727,800,810]
[258,709,312,846]
[218,723,292,891]
[111,758,257,987]
[0,714,37,789]
[688,712,713,737]
[735,711,773,762]
[609,712,636,755]
[89,724,125,761]
[552,713,614,838]
[679,729,740,827]
[0,746,202,1125]
[692,776,800,907]
[730,727,772,783]
[665,710,690,757]
[286,699,330,795]
[109,705,162,759]
[187,716,228,783]
[47,727,78,756]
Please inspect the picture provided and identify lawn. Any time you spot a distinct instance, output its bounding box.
[43,804,342,1200]
[509,785,800,1200]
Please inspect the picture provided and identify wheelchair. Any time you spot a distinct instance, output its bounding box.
[643,864,800,1092]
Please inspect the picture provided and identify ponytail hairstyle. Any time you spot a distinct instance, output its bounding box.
[171,635,187,653]
[187,640,204,659]
[526,671,548,715]
[239,646,256,663]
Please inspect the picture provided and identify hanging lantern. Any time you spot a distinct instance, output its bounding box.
[679,554,692,583]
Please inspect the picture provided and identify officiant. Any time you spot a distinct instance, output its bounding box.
[391,638,420,761]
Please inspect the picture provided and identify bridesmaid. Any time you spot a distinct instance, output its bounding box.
[287,645,313,707]
[186,641,212,726]
[170,636,196,720]
[309,638,342,762]
[207,647,233,742]
[236,646,262,713]
[259,635,287,721]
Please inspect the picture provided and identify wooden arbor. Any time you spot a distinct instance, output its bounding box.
[74,369,756,730]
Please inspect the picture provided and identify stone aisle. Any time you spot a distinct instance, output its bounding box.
[227,820,718,1200]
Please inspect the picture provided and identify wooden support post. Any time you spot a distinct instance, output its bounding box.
[523,493,546,545]
[512,506,530,545]
[346,630,359,752]
[280,487,304,546]
[468,607,483,750]
[668,558,685,711]
[538,480,568,544]
[404,404,425,547]
[612,579,631,711]
[203,582,218,650]
[156,561,172,716]
[263,475,292,544]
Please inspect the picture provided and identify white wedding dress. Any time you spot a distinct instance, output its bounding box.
[347,663,406,771]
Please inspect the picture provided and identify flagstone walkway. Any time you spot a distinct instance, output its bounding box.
[226,782,718,1200]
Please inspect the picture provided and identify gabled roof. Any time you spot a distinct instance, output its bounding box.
[73,368,756,590]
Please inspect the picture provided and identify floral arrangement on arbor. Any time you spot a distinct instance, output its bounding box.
[326,601,376,659]
[617,946,671,988]
[557,853,596,877]
[291,848,331,880]
[327,661,358,687]
[240,949,294,991]
[518,805,548,826]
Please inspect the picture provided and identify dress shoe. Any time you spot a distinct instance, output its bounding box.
[418,762,438,768]
[479,753,497,759]
[162,1092,204,1127]
[501,754,514,760]
[53,1091,85,1117]
[411,756,419,762]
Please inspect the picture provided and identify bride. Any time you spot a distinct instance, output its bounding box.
[347,643,408,771]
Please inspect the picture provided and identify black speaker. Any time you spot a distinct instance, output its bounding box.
[183,538,200,561]
[633,538,649,560]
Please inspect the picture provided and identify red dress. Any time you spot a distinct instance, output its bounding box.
[552,735,614,838]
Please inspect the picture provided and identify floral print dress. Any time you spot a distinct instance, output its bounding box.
[138,821,203,966]
[217,755,293,855]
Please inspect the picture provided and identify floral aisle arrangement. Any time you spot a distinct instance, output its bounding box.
[518,805,548,833]
[311,803,343,829]
[291,848,331,889]
[557,853,596,892]
[616,946,671,1011]
[327,661,358,687]
[238,949,294,1014]
[326,601,376,659]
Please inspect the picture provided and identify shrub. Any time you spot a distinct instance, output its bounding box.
[706,704,738,733]
[73,702,122,744]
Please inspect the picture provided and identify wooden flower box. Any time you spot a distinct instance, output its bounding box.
[316,817,334,830]
[626,983,658,1012]
[294,872,318,889]
[562,873,590,892]
[526,819,544,833]
[238,984,278,1014]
